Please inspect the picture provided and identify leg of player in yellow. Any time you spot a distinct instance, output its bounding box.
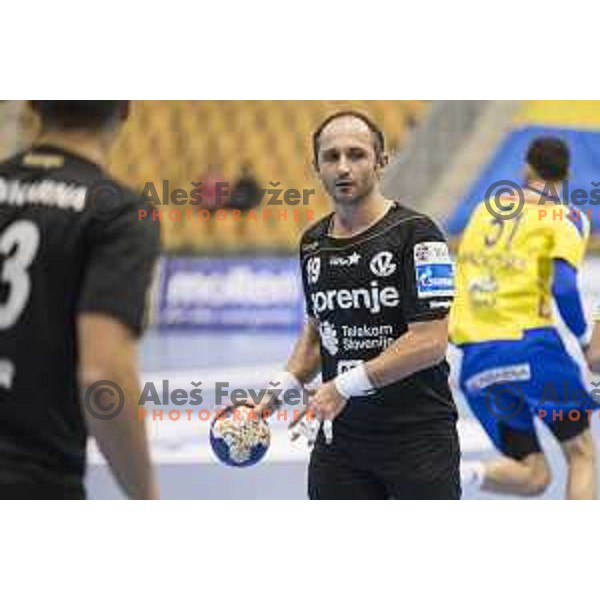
[564,318,600,499]
[477,453,551,497]
[465,430,596,499]
[560,429,596,500]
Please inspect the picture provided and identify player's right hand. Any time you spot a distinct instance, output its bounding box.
[248,373,305,419]
[246,391,281,420]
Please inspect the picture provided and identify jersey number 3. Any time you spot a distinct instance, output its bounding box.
[0,220,40,329]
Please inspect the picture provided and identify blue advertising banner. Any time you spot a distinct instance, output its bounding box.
[157,257,304,330]
[447,125,600,235]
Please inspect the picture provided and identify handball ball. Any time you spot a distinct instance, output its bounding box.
[210,405,270,467]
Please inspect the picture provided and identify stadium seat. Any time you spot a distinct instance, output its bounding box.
[107,101,428,254]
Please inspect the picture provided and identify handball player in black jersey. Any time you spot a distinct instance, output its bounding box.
[0,101,160,499]
[256,111,460,499]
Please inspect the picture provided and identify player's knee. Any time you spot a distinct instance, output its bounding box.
[562,429,595,465]
[520,455,551,496]
[524,471,551,496]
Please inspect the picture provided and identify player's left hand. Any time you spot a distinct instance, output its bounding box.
[308,381,347,421]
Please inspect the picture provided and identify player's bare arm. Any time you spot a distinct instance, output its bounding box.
[285,317,322,383]
[309,318,448,420]
[78,314,158,500]
[365,318,448,388]
[253,318,321,418]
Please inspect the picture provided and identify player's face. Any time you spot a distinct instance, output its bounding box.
[315,118,382,205]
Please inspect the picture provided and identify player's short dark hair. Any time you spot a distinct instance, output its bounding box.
[30,101,129,131]
[312,110,385,164]
[526,136,570,181]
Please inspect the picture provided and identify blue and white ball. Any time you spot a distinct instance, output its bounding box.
[210,405,270,467]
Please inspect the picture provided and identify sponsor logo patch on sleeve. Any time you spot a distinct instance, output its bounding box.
[414,241,455,299]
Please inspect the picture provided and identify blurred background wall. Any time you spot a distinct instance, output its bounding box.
[2,100,600,331]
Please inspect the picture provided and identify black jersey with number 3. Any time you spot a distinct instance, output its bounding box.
[0,145,159,491]
[300,202,457,441]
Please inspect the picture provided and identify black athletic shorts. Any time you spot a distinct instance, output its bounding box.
[308,423,461,500]
[0,468,85,500]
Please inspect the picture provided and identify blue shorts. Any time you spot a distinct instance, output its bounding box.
[458,328,598,459]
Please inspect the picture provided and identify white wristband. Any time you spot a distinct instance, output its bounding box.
[334,364,375,399]
[269,371,302,394]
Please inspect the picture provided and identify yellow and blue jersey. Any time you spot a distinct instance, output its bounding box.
[451,194,595,457]
[450,197,590,345]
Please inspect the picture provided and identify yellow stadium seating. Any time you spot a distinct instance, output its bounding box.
[107,101,427,254]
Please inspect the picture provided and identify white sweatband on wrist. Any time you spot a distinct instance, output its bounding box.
[269,371,302,397]
[334,364,375,399]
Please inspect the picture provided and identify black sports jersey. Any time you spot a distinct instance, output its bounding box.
[300,202,457,441]
[0,145,160,490]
